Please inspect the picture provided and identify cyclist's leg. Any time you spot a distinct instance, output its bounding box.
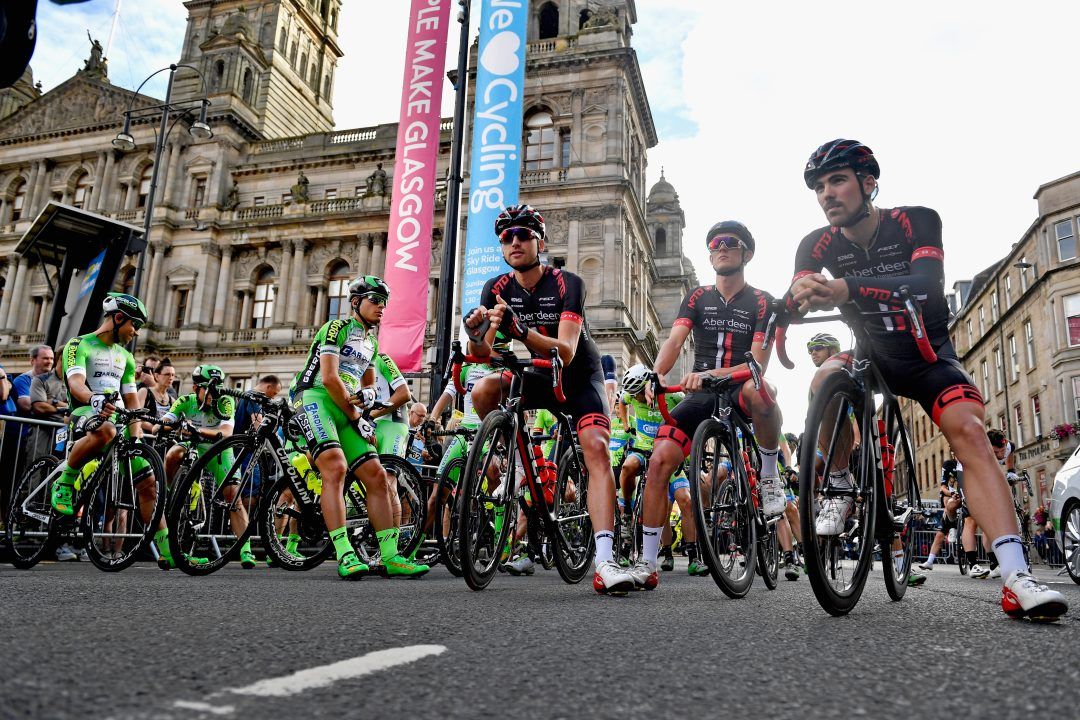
[808,353,857,477]
[375,418,408,525]
[51,408,116,514]
[352,454,428,575]
[619,452,642,536]
[470,371,513,420]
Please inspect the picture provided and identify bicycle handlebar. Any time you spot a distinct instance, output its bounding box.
[651,352,773,425]
[445,340,566,404]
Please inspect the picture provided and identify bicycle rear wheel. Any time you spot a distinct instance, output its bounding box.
[6,455,59,569]
[798,371,875,616]
[691,419,756,598]
[881,407,921,601]
[83,441,166,572]
[551,446,593,584]
[433,458,464,577]
[756,518,779,590]
[259,474,334,571]
[458,410,517,590]
[167,434,266,576]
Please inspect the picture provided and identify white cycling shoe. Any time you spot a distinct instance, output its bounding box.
[593,559,634,596]
[815,496,854,536]
[758,474,787,518]
[1001,571,1068,621]
[627,559,659,591]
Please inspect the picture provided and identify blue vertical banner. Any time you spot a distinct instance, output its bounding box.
[460,0,528,312]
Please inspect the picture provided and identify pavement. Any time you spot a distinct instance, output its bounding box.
[0,557,1076,720]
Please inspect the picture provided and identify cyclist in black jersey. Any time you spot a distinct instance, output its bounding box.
[791,139,1065,620]
[626,220,786,591]
[464,204,634,595]
[919,458,964,571]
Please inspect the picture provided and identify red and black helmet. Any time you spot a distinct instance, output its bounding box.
[803,139,880,189]
[494,204,546,240]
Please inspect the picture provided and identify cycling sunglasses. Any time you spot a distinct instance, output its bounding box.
[807,344,832,353]
[706,235,748,252]
[499,227,540,245]
[361,293,388,307]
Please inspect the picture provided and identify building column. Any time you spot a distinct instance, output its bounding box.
[370,234,384,277]
[88,151,107,211]
[212,249,234,327]
[24,161,40,216]
[124,182,138,210]
[239,290,253,329]
[313,283,327,326]
[273,240,294,325]
[4,257,29,329]
[287,240,306,323]
[0,258,19,327]
[144,240,169,323]
[190,242,219,327]
[99,151,118,212]
[36,296,49,334]
[356,233,371,274]
[35,162,50,211]
[163,141,183,207]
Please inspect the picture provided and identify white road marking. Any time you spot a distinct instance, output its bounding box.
[172,644,447,714]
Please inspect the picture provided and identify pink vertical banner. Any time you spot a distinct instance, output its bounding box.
[379,0,453,371]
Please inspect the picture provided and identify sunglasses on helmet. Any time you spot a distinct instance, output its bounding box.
[499,227,540,245]
[706,235,748,252]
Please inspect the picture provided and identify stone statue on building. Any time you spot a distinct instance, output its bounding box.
[583,6,618,29]
[224,181,240,210]
[292,170,310,203]
[365,162,387,197]
[81,32,108,79]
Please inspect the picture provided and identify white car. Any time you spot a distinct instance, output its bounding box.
[1050,443,1080,584]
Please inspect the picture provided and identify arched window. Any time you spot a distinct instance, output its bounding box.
[524,111,556,171]
[579,9,592,29]
[136,165,152,208]
[290,41,298,66]
[241,68,253,103]
[116,266,135,295]
[309,64,318,87]
[323,74,331,97]
[299,52,308,79]
[326,261,350,321]
[655,227,667,253]
[538,2,559,39]
[11,179,27,221]
[330,8,338,30]
[72,173,91,209]
[213,59,225,91]
[261,21,274,46]
[279,26,287,51]
[252,267,276,328]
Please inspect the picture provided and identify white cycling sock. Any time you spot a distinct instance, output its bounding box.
[991,535,1027,580]
[892,550,905,575]
[924,552,936,566]
[594,531,614,564]
[760,447,780,477]
[828,470,851,488]
[642,525,664,570]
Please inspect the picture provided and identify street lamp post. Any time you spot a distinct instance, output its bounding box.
[112,64,212,349]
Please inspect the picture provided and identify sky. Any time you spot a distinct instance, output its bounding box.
[28,1,1080,426]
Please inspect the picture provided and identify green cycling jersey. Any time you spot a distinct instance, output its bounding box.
[622,390,683,453]
[161,393,236,433]
[290,317,379,396]
[60,332,138,408]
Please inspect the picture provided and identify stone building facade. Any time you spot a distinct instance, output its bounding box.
[905,170,1080,509]
[0,0,696,398]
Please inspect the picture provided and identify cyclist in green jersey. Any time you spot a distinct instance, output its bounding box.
[156,365,254,569]
[289,276,428,579]
[52,294,162,558]
[617,364,702,574]
[370,352,413,532]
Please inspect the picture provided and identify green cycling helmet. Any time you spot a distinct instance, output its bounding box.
[807,332,840,351]
[103,292,148,324]
[192,364,225,388]
[348,275,390,303]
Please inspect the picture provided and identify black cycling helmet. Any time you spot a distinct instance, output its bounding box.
[705,220,755,254]
[803,139,880,189]
[348,275,390,303]
[103,292,148,324]
[494,204,546,241]
[192,364,225,388]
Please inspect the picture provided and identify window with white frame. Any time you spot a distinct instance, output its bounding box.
[966,319,973,346]
[524,111,557,171]
[998,413,1007,432]
[137,165,152,208]
[325,188,337,200]
[979,305,986,335]
[981,359,990,400]
[252,267,275,328]
[193,177,207,208]
[1024,320,1035,369]
[73,173,90,209]
[11,180,26,221]
[1014,404,1024,446]
[994,347,1004,393]
[1008,334,1019,381]
[1031,395,1042,437]
[1019,255,1031,291]
[1065,293,1080,347]
[1073,377,1080,422]
[991,291,999,322]
[1056,219,1076,261]
[253,196,265,207]
[326,261,350,321]
[1004,274,1013,307]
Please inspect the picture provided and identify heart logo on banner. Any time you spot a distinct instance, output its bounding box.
[480,31,521,76]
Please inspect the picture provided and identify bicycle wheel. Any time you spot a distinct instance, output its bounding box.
[167,434,265,576]
[259,473,334,571]
[458,410,517,590]
[381,455,427,559]
[82,441,166,572]
[551,446,593,584]
[798,371,875,616]
[433,458,464,577]
[756,518,779,590]
[690,419,756,598]
[956,513,969,575]
[881,407,921,601]
[6,455,59,569]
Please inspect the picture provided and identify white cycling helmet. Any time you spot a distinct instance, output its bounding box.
[621,363,651,396]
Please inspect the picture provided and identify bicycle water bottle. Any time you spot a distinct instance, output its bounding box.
[531,444,556,505]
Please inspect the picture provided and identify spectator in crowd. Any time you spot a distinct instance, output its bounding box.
[405,402,438,467]
[138,359,177,432]
[1034,504,1048,527]
[234,375,283,434]
[29,363,68,459]
[15,345,54,416]
[0,361,12,415]
[1034,526,1048,563]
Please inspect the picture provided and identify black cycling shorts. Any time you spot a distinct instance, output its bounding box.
[519,368,610,435]
[656,381,749,459]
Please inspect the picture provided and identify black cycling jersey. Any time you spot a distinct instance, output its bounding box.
[480,266,602,380]
[674,284,772,372]
[792,206,949,350]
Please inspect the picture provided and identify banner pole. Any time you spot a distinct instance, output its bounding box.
[431,0,472,405]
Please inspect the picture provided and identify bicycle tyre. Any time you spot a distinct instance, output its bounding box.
[551,446,593,584]
[6,455,59,569]
[690,419,756,598]
[380,455,427,559]
[756,519,779,590]
[166,434,265,576]
[83,440,167,572]
[433,458,464,577]
[458,410,517,590]
[881,406,921,601]
[956,513,969,575]
[259,474,334,571]
[798,371,875,616]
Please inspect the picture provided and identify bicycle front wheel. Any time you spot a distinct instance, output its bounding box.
[433,458,464,577]
[167,434,266,576]
[690,419,756,598]
[956,513,968,575]
[756,518,779,590]
[82,441,166,572]
[259,474,333,571]
[380,455,427,559]
[551,446,593,584]
[881,407,921,601]
[458,410,517,590]
[798,371,875,616]
[6,455,59,569]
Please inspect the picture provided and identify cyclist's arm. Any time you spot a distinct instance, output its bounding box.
[1004,445,1017,472]
[617,395,629,428]
[66,373,93,406]
[654,323,691,381]
[121,391,142,438]
[430,387,454,423]
[372,383,410,420]
[371,354,411,420]
[320,354,361,421]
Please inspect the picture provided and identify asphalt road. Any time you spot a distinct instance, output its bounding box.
[1,558,1076,720]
